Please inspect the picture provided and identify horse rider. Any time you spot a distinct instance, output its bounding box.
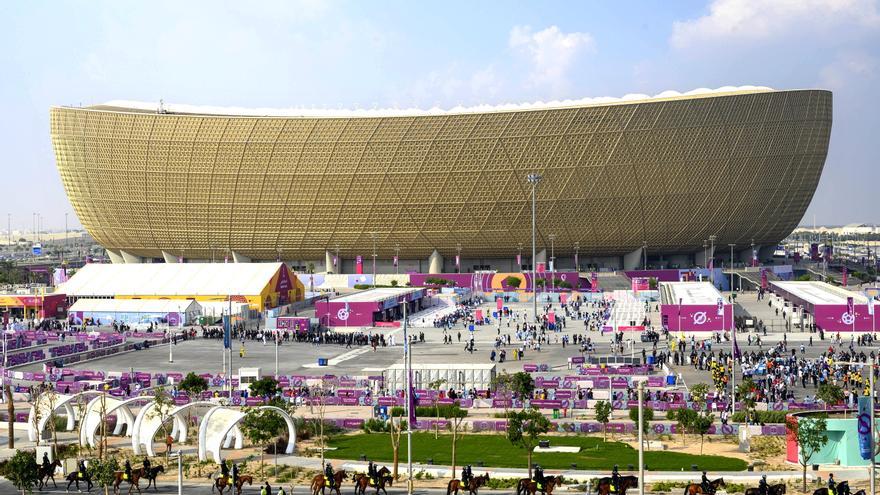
[611,465,620,493]
[143,457,151,475]
[367,460,377,484]
[232,462,239,485]
[220,458,231,482]
[701,471,711,494]
[78,459,88,479]
[758,475,769,495]
[325,462,335,487]
[828,473,837,495]
[124,459,132,481]
[534,465,545,489]
[41,452,51,472]
[462,465,473,485]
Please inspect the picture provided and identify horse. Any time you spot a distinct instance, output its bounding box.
[211,474,254,495]
[112,467,144,495]
[310,469,347,495]
[37,459,62,490]
[814,482,851,495]
[684,478,727,495]
[745,484,787,495]
[594,476,638,495]
[66,469,94,493]
[517,474,564,495]
[141,465,165,491]
[447,473,490,495]
[353,472,394,495]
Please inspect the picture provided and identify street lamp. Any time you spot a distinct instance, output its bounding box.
[709,235,717,286]
[456,243,462,274]
[371,232,377,288]
[575,242,580,272]
[549,234,556,291]
[527,173,542,323]
[394,243,400,275]
[642,242,647,270]
[728,244,736,292]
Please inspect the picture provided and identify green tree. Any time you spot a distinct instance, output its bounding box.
[673,408,698,446]
[443,404,468,478]
[688,383,710,412]
[148,387,176,463]
[388,406,408,480]
[787,417,829,491]
[6,449,38,495]
[240,407,286,477]
[178,372,209,431]
[736,377,758,415]
[510,372,535,404]
[817,383,844,410]
[504,276,522,288]
[427,378,447,439]
[594,401,612,442]
[507,409,551,478]
[693,413,715,454]
[249,376,281,398]
[89,456,120,495]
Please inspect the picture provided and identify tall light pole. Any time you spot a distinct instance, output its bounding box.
[549,234,556,291]
[709,235,717,286]
[395,243,400,275]
[518,243,523,271]
[642,242,648,270]
[371,232,377,288]
[703,241,708,271]
[527,173,542,323]
[637,380,645,495]
[729,244,736,292]
[574,242,580,272]
[456,243,462,274]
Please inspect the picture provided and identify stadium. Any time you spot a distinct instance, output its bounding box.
[50,87,832,273]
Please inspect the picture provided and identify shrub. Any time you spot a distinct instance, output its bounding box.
[504,276,522,288]
[353,284,371,290]
[425,277,455,286]
[415,404,468,418]
[730,410,788,424]
[390,280,398,287]
[486,477,524,489]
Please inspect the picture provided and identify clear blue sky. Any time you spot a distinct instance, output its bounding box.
[2,0,879,231]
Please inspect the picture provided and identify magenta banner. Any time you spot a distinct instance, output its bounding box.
[661,303,733,331]
[591,272,598,293]
[355,256,363,275]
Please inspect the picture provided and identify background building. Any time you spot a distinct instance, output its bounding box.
[51,87,832,272]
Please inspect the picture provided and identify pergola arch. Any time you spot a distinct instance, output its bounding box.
[80,395,149,448]
[197,405,295,462]
[131,401,215,456]
[27,392,100,442]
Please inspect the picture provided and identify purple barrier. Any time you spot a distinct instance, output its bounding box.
[611,377,629,388]
[378,397,397,406]
[340,397,359,406]
[492,399,512,408]
[245,397,265,406]
[174,396,190,405]
[342,419,364,429]
[569,356,585,364]
[530,399,563,409]
[555,390,574,400]
[762,424,787,435]
[472,420,494,432]
[647,376,666,387]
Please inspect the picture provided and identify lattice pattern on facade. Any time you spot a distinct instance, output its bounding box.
[50,89,832,261]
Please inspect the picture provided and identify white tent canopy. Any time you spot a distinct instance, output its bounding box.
[60,263,285,297]
[69,298,202,314]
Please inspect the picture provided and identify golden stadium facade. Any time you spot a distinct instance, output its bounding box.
[50,87,831,269]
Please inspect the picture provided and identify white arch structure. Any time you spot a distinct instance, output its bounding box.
[80,395,148,448]
[132,401,215,457]
[198,406,295,462]
[27,392,99,442]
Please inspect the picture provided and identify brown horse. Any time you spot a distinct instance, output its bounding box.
[212,474,254,495]
[684,478,726,495]
[594,476,638,495]
[447,473,490,495]
[311,469,348,495]
[745,484,787,495]
[113,467,145,495]
[353,472,394,495]
[37,459,62,490]
[517,474,564,495]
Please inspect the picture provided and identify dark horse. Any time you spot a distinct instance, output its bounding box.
[66,468,94,493]
[745,484,787,495]
[595,476,638,495]
[211,473,254,495]
[37,459,62,490]
[354,470,394,495]
[447,473,490,495]
[814,482,851,495]
[311,469,348,495]
[517,474,564,495]
[141,465,165,491]
[684,478,727,495]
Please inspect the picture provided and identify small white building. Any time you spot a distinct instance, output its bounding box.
[383,363,496,391]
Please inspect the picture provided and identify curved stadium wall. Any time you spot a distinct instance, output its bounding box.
[50,88,831,263]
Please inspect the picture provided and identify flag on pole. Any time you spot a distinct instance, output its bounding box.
[591,272,599,293]
[455,255,460,268]
[356,255,363,274]
[847,296,855,317]
[752,248,758,267]
[717,298,724,316]
[760,269,768,290]
[842,266,848,286]
[393,255,399,267]
[516,254,522,266]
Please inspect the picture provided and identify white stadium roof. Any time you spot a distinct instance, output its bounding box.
[770,281,867,305]
[95,86,774,118]
[69,298,201,314]
[331,287,422,303]
[59,263,286,297]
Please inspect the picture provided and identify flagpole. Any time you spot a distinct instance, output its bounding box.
[404,302,413,495]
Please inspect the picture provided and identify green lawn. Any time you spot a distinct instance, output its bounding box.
[325,433,747,471]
